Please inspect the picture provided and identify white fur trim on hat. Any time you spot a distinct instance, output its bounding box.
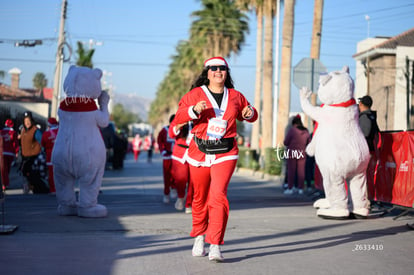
[204,57,228,67]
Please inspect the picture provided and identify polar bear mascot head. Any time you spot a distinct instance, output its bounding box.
[318,66,354,105]
[63,65,103,99]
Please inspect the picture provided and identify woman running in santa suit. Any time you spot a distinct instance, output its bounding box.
[173,56,258,262]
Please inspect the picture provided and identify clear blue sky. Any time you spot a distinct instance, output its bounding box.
[1,0,413,113]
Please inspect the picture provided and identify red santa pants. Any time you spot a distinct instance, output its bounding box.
[189,159,237,245]
[171,160,193,206]
[186,180,194,208]
[1,155,14,188]
[162,159,174,195]
[47,165,56,193]
[133,150,140,162]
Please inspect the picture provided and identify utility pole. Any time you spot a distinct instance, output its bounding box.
[306,0,324,131]
[272,0,281,148]
[51,0,68,118]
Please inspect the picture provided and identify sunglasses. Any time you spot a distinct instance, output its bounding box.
[209,65,227,71]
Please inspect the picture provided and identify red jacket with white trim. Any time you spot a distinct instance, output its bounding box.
[157,126,174,159]
[169,121,193,164]
[174,86,257,166]
[41,126,59,164]
[1,127,18,156]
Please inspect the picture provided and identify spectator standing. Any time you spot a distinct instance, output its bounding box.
[358,95,380,196]
[1,119,19,190]
[101,121,116,169]
[19,111,48,194]
[358,95,380,152]
[283,115,310,195]
[41,117,59,194]
[112,130,128,170]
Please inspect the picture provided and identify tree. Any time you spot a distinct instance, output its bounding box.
[309,0,324,125]
[277,0,295,144]
[111,103,141,132]
[310,0,323,60]
[235,0,265,151]
[261,0,277,150]
[75,41,95,68]
[191,0,249,57]
[33,72,47,91]
[149,0,250,129]
[0,70,5,80]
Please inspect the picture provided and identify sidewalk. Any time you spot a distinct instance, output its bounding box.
[1,154,413,275]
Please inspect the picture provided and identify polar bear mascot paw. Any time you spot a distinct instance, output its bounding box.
[78,204,108,218]
[313,198,330,209]
[299,66,371,220]
[52,65,110,218]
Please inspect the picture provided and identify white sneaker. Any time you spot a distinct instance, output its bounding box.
[283,189,293,195]
[163,195,170,203]
[170,189,178,200]
[175,198,184,211]
[208,244,224,262]
[298,189,304,195]
[185,207,192,214]
[192,235,206,257]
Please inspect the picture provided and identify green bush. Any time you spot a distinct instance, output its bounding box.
[237,147,260,171]
[237,146,283,175]
[264,147,283,175]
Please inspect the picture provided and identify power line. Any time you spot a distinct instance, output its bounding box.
[0,58,55,63]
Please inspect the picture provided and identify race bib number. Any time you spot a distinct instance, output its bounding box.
[207,118,227,139]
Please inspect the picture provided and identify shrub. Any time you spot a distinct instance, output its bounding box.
[264,147,283,175]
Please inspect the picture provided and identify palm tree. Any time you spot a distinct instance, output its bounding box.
[309,0,324,114]
[235,0,265,151]
[276,0,295,144]
[149,0,250,128]
[261,0,277,150]
[149,40,201,126]
[310,0,323,60]
[33,72,48,97]
[75,41,95,68]
[190,0,249,58]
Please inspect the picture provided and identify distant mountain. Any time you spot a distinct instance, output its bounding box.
[112,93,152,122]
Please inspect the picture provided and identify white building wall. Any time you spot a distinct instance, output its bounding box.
[0,101,49,120]
[354,37,388,99]
[394,46,414,130]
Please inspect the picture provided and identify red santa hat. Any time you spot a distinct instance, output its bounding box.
[5,119,14,128]
[48,117,58,126]
[204,56,228,68]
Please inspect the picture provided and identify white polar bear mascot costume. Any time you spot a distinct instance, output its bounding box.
[52,65,110,218]
[300,66,370,219]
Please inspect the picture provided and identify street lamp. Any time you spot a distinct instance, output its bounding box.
[365,15,370,38]
[14,40,42,47]
[83,39,103,50]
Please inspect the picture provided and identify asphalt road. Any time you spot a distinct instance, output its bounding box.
[1,153,413,275]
